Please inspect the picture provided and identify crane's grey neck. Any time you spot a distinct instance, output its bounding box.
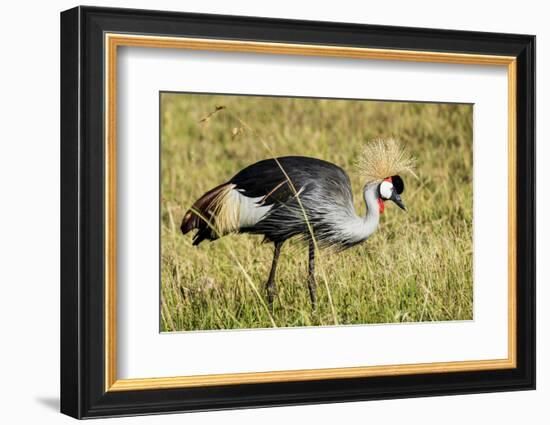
[336,183,380,246]
[363,183,381,221]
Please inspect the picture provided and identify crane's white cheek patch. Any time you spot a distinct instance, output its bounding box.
[235,191,273,227]
[379,181,394,199]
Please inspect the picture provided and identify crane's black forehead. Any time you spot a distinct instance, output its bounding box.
[392,175,404,194]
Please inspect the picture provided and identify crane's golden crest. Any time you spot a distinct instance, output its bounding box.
[356,138,417,184]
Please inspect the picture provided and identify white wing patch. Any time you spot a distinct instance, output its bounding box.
[234,189,273,228]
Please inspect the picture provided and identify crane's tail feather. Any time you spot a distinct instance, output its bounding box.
[180,183,240,245]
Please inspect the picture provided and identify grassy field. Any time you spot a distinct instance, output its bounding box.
[160,93,473,332]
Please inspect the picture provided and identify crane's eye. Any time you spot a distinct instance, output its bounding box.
[379,181,393,199]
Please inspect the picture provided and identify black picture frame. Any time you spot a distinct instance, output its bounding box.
[61,5,535,419]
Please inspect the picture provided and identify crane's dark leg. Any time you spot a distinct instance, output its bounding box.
[307,240,317,309]
[266,242,282,310]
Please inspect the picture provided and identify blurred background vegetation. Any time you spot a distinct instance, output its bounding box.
[160,93,473,331]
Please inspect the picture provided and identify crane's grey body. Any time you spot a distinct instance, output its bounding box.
[233,156,380,250]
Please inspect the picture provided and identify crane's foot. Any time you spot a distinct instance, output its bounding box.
[265,241,282,312]
[266,280,277,311]
[307,241,317,310]
[307,276,317,310]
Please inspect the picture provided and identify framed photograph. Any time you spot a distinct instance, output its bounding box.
[60,6,535,419]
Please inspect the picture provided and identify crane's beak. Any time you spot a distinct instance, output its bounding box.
[390,191,406,211]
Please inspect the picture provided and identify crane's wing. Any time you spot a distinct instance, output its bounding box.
[229,157,300,206]
[230,156,353,206]
[230,157,355,243]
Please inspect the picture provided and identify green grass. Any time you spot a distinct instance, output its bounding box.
[160,93,473,332]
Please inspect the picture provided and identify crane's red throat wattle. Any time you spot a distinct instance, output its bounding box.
[378,198,385,214]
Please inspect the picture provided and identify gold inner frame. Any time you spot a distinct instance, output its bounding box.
[104,33,517,392]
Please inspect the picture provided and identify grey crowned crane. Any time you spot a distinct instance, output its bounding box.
[181,139,415,309]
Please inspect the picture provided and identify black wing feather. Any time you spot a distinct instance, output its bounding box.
[230,156,351,205]
[230,158,293,205]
